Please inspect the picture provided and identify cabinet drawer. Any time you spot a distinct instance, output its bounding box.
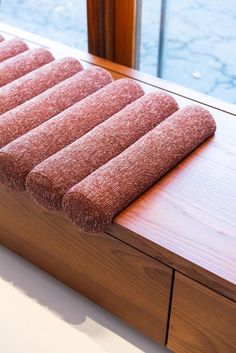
[168,272,236,353]
[0,184,173,344]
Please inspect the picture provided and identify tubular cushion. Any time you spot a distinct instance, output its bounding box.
[0,57,83,114]
[62,105,216,233]
[0,38,28,63]
[26,91,178,210]
[0,67,112,148]
[3,79,143,192]
[0,48,54,87]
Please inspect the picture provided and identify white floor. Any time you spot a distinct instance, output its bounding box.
[0,245,170,353]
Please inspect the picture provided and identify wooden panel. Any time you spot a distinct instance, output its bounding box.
[87,0,140,68]
[114,0,141,68]
[87,0,114,61]
[0,184,172,344]
[167,272,236,353]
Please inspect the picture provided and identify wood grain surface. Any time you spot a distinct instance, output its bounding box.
[0,184,173,344]
[167,272,236,353]
[87,0,140,68]
[87,0,114,61]
[114,0,141,68]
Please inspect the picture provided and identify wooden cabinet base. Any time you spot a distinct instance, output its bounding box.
[168,272,236,353]
[0,185,173,344]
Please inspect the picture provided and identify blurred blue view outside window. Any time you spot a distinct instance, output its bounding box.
[0,0,235,104]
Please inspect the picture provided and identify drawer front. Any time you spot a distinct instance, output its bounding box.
[0,185,172,344]
[168,272,236,353]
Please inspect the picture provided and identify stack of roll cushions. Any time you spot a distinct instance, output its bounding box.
[0,48,55,87]
[0,38,29,62]
[0,57,83,113]
[0,36,217,233]
[26,91,178,210]
[0,67,112,148]
[0,79,143,191]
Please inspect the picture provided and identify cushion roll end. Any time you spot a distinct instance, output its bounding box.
[0,152,25,191]
[26,171,63,212]
[62,191,107,233]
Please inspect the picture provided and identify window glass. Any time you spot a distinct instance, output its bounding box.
[0,0,88,51]
[140,0,236,104]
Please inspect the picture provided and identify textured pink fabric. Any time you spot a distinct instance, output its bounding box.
[0,67,112,148]
[3,79,143,192]
[0,35,4,42]
[0,57,83,114]
[0,38,28,63]
[0,48,54,87]
[62,105,216,233]
[26,91,178,211]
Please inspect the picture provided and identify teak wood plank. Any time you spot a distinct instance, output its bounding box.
[0,184,173,344]
[87,0,140,68]
[87,0,114,61]
[113,0,141,68]
[167,272,236,353]
[0,23,235,301]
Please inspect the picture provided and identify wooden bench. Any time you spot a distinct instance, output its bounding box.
[0,23,235,352]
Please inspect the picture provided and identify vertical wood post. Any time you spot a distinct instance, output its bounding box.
[87,0,141,68]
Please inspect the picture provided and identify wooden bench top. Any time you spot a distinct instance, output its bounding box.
[1,22,235,302]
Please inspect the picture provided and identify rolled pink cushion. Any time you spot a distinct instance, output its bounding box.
[0,56,83,114]
[0,38,28,62]
[0,66,112,148]
[0,48,54,87]
[2,78,143,192]
[26,91,178,210]
[62,105,216,233]
[0,35,4,42]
